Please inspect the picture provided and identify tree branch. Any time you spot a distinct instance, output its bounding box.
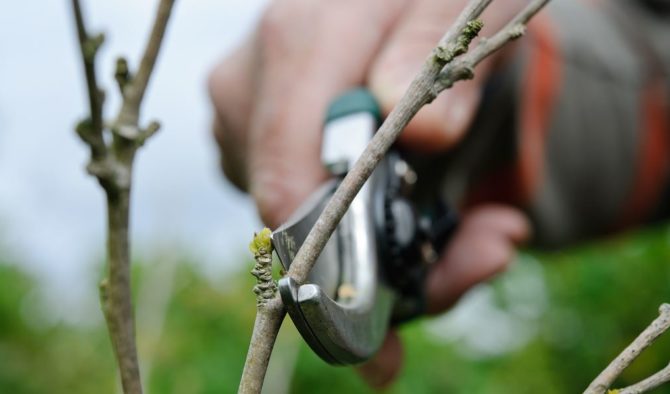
[238,0,550,392]
[239,229,286,392]
[287,0,548,287]
[120,0,175,123]
[585,304,670,394]
[71,1,176,393]
[72,0,106,161]
[434,0,549,94]
[619,363,670,394]
[239,297,286,394]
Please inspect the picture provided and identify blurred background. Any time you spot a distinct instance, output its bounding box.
[1,1,669,393]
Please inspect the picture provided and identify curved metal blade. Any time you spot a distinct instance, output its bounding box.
[271,179,340,299]
[273,176,395,365]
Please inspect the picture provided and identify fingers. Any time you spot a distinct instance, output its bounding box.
[368,0,526,152]
[426,204,531,314]
[356,330,403,389]
[210,0,527,227]
[209,36,259,191]
[246,0,408,227]
[368,0,478,152]
[210,0,409,227]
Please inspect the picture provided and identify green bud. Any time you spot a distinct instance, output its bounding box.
[249,228,273,256]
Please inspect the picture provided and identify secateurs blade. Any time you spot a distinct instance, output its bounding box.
[271,88,458,365]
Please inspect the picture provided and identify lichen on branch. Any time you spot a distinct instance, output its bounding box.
[249,228,277,306]
[434,19,483,64]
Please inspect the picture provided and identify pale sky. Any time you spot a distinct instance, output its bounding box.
[0,0,268,324]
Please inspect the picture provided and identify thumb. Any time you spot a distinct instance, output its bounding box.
[356,330,403,389]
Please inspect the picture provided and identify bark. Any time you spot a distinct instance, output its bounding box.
[585,304,670,394]
[71,1,177,392]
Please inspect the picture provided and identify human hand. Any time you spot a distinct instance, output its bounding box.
[209,0,525,227]
[208,0,530,387]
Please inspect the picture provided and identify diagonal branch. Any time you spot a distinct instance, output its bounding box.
[434,0,549,93]
[584,304,670,394]
[287,0,549,293]
[431,0,492,65]
[238,0,551,392]
[120,0,175,122]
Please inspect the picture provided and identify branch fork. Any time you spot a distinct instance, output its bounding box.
[585,304,670,394]
[239,0,550,392]
[71,1,176,393]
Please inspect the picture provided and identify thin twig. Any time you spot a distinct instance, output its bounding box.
[434,0,549,93]
[71,1,176,393]
[71,0,106,160]
[618,363,670,394]
[238,0,550,392]
[240,229,286,392]
[585,304,670,394]
[431,0,492,64]
[120,0,175,122]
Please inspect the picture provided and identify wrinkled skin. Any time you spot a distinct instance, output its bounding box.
[209,0,529,387]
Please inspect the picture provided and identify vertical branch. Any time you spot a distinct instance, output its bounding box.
[239,298,285,394]
[240,229,286,393]
[71,1,177,393]
[71,0,106,160]
[101,192,142,394]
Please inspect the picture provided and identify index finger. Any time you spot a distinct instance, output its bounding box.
[247,0,407,227]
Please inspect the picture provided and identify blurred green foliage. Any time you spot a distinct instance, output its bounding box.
[1,225,669,393]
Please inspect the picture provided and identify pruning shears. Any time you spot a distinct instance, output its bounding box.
[271,88,458,365]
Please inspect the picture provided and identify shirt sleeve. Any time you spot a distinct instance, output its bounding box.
[409,0,670,248]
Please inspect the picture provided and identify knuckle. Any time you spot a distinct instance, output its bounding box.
[257,1,296,50]
[208,53,254,191]
[213,119,248,191]
[250,154,326,228]
[207,59,237,113]
[492,241,515,272]
[251,168,299,228]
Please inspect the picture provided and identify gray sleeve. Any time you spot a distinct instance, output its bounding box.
[408,0,670,248]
